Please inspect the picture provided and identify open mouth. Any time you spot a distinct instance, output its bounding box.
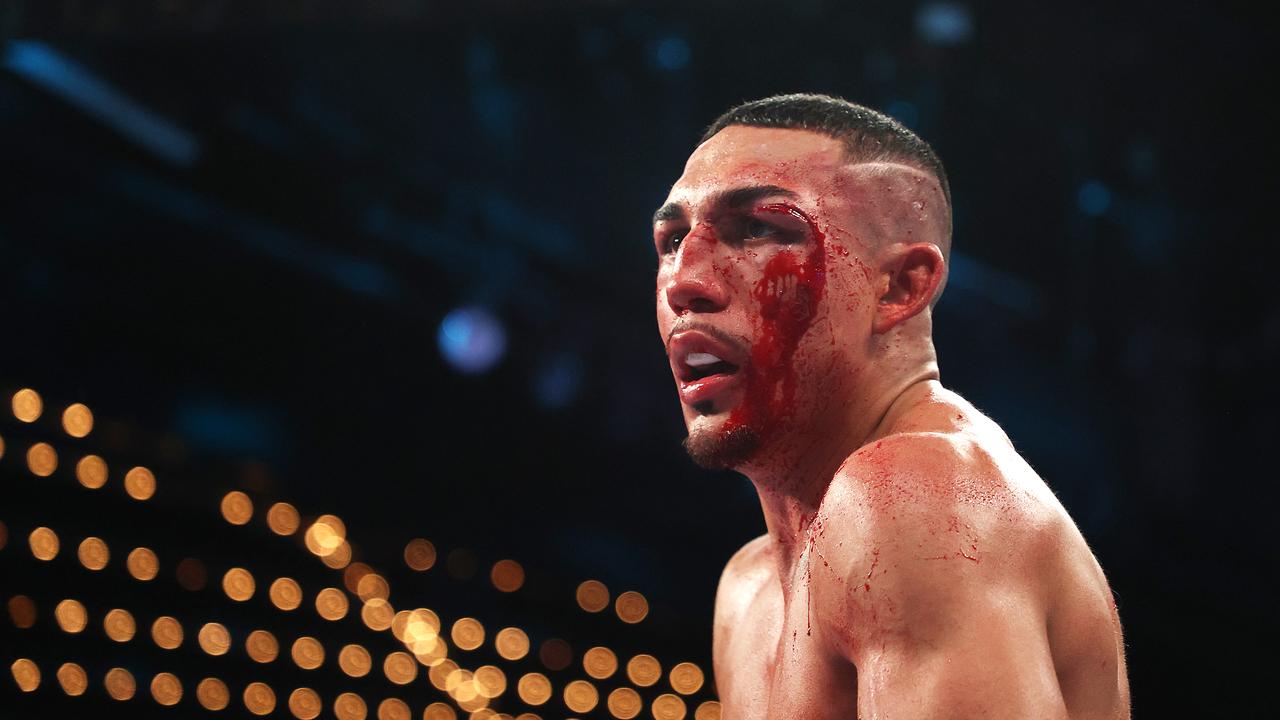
[682,352,740,382]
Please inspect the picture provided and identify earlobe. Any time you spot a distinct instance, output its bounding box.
[872,244,945,334]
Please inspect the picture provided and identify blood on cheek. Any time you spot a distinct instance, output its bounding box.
[723,204,827,443]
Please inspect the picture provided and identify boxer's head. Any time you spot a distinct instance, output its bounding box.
[654,94,951,471]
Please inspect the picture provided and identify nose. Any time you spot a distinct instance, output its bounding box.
[663,229,729,315]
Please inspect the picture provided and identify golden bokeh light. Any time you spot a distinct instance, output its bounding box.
[652,693,687,720]
[428,659,460,691]
[615,591,649,624]
[516,672,552,706]
[334,691,368,720]
[151,615,184,649]
[669,662,705,695]
[564,679,599,713]
[77,536,110,570]
[105,667,136,701]
[338,644,372,677]
[315,587,350,620]
[303,514,347,558]
[246,629,280,663]
[104,608,136,642]
[377,698,411,720]
[150,672,183,706]
[54,598,87,633]
[392,607,439,641]
[514,715,542,720]
[62,403,94,437]
[7,595,36,629]
[608,687,643,719]
[56,661,88,696]
[10,658,40,692]
[320,540,353,569]
[0,434,4,461]
[176,557,207,590]
[343,562,373,594]
[490,559,525,592]
[221,490,254,525]
[355,572,390,602]
[576,579,610,612]
[26,442,57,476]
[75,454,108,488]
[244,681,277,715]
[267,502,301,535]
[127,547,160,581]
[361,598,395,631]
[584,646,618,680]
[423,702,457,720]
[292,636,325,670]
[198,622,232,656]
[538,638,572,671]
[223,566,256,601]
[289,687,323,720]
[473,665,507,699]
[28,526,58,560]
[12,388,42,422]
[444,668,476,701]
[382,651,418,685]
[494,627,530,661]
[451,617,485,651]
[694,701,722,720]
[124,466,157,500]
[413,635,448,667]
[197,677,230,710]
[403,538,436,571]
[626,654,662,687]
[270,577,304,611]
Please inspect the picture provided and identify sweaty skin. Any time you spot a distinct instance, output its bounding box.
[654,126,1129,719]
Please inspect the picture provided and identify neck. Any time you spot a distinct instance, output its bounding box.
[741,347,940,588]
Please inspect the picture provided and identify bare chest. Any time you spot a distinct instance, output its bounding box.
[718,574,857,720]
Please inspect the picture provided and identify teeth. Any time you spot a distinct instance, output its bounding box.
[686,352,723,367]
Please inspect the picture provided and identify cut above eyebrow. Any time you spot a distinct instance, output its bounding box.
[651,184,800,227]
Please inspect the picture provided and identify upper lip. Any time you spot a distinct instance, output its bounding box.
[667,327,748,383]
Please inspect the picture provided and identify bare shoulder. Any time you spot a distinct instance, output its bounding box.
[810,394,1105,657]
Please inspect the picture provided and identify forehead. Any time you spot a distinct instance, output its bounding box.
[667,125,849,205]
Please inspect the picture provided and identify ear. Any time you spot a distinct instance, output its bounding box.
[873,243,946,334]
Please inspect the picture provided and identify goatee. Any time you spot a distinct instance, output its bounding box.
[683,424,760,470]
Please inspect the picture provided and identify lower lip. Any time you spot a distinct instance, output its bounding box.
[678,372,741,406]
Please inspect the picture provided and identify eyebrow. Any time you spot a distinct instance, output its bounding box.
[651,184,800,226]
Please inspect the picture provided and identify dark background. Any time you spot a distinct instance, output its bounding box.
[2,1,1276,717]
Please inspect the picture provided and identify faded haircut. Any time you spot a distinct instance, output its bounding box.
[699,93,952,214]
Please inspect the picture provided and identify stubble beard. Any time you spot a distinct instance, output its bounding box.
[682,422,761,470]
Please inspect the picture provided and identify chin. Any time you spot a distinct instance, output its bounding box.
[682,420,760,471]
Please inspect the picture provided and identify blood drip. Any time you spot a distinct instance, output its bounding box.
[723,203,827,446]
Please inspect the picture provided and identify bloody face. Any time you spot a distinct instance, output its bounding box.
[654,126,883,470]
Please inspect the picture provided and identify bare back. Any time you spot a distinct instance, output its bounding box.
[712,390,1129,719]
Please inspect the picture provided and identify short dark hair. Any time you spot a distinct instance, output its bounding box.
[699,93,952,212]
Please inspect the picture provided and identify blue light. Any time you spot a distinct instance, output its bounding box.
[1077,181,1113,217]
[3,40,200,166]
[916,3,974,46]
[653,36,691,71]
[438,306,507,374]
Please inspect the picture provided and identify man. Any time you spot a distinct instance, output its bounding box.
[653,94,1129,719]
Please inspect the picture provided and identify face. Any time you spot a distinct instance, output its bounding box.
[654,126,889,470]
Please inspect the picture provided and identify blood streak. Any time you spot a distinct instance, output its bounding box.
[723,203,827,445]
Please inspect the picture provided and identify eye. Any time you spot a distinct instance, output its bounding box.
[745,218,779,240]
[662,233,685,254]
